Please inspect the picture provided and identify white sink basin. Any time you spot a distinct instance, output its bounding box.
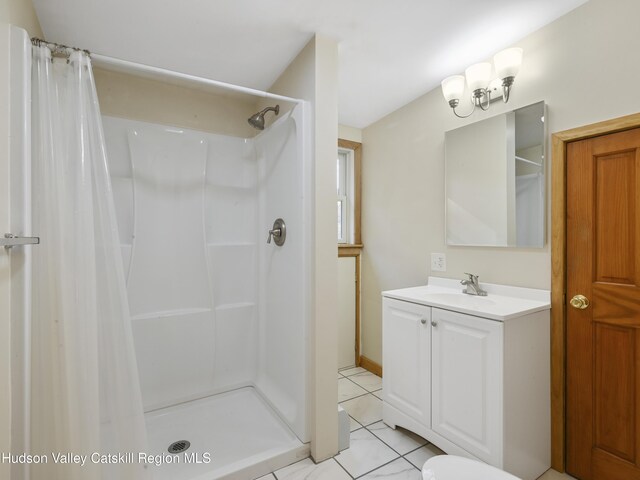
[382,277,551,321]
[421,292,496,309]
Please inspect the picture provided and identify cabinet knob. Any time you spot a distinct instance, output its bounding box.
[421,318,427,325]
[431,320,438,327]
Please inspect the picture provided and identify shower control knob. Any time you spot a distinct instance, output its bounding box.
[267,218,286,246]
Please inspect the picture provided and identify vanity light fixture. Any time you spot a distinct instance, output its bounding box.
[441,47,523,118]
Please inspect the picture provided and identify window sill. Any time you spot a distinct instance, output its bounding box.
[338,244,363,256]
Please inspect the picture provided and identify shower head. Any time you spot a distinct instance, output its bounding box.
[248,105,280,130]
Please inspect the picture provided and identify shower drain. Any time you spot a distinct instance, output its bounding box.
[167,440,191,454]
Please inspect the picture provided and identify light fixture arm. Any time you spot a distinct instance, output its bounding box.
[501,76,515,102]
[449,99,475,119]
[474,88,491,111]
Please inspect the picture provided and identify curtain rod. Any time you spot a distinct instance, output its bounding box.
[91,53,303,104]
[31,37,90,56]
[30,37,302,103]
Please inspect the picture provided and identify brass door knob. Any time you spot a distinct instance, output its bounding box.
[570,294,589,309]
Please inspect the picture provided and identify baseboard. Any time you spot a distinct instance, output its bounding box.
[359,355,382,377]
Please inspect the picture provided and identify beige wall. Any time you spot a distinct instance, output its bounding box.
[0,0,41,474]
[3,0,41,37]
[361,0,640,365]
[338,124,362,143]
[94,68,257,138]
[267,35,340,462]
[337,257,356,370]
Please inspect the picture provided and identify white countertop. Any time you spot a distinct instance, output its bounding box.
[382,276,551,321]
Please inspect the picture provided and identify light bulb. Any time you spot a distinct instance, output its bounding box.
[494,47,523,80]
[465,62,492,92]
[441,75,465,103]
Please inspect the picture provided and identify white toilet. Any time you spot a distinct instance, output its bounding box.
[422,455,522,480]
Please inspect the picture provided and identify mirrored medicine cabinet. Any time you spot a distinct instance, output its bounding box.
[445,101,546,248]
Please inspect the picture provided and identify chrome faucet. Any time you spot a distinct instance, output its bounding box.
[461,273,487,296]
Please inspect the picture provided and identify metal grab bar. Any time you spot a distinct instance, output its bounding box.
[2,233,40,250]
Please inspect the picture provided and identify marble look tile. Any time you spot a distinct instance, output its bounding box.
[367,421,428,455]
[340,393,383,426]
[404,444,446,469]
[349,415,363,432]
[359,458,421,480]
[373,389,384,400]
[537,470,578,480]
[334,428,399,477]
[337,372,343,378]
[349,372,383,392]
[274,458,351,480]
[339,366,367,377]
[254,474,276,480]
[338,377,368,402]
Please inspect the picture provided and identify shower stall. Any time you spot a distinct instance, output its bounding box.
[102,104,311,479]
[8,26,312,480]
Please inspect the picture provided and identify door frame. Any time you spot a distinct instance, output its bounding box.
[550,111,640,471]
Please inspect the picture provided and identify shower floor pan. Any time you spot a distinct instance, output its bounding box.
[145,387,309,480]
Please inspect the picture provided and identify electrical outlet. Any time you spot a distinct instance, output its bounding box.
[431,253,446,272]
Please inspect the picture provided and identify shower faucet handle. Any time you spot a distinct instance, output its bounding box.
[267,218,286,246]
[267,228,281,243]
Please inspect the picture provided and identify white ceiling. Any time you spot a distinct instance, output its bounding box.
[32,0,587,128]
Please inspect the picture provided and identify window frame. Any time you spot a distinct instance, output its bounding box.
[337,138,362,246]
[337,148,351,244]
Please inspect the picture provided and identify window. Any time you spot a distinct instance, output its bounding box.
[337,149,351,243]
[337,139,362,245]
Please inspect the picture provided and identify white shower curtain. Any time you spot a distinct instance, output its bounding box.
[30,45,151,480]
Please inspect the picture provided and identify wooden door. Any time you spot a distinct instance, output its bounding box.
[382,298,431,426]
[566,128,640,480]
[431,308,503,465]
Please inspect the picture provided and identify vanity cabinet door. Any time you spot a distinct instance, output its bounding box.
[382,298,431,427]
[431,308,503,465]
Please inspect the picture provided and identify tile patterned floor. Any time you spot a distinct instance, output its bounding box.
[257,369,440,479]
[257,368,573,480]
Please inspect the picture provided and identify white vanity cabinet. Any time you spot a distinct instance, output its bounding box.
[430,307,502,465]
[381,277,551,480]
[382,298,431,427]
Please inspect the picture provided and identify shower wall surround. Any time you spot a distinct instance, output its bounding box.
[102,113,308,441]
[104,116,258,409]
